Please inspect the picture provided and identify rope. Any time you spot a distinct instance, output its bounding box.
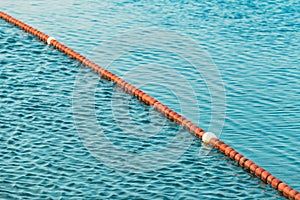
[0,11,299,200]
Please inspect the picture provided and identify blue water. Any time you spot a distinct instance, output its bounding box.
[1,0,299,199]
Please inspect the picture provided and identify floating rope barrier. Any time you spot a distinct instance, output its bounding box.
[1,11,299,200]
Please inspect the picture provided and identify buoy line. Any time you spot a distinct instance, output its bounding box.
[0,11,299,200]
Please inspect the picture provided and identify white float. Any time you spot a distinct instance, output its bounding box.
[47,37,55,45]
[202,132,217,143]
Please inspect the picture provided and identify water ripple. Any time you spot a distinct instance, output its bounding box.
[1,0,300,199]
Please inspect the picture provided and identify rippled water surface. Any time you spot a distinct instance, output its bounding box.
[1,0,299,199]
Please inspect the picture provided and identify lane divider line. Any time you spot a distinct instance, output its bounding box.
[1,11,299,200]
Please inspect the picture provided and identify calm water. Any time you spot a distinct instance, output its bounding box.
[1,0,299,199]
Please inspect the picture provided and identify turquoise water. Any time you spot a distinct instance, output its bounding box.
[1,0,299,199]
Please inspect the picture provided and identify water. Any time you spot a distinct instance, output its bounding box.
[1,0,299,199]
